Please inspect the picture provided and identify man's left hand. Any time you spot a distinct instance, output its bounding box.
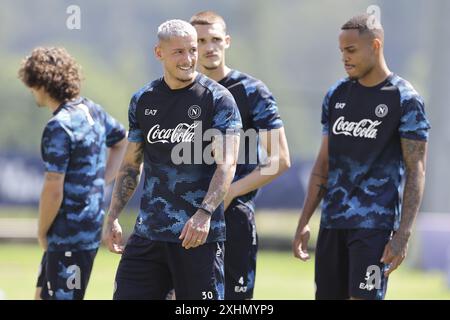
[380,232,409,277]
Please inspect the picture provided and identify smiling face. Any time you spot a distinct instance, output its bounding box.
[339,29,378,80]
[194,23,230,71]
[155,34,198,88]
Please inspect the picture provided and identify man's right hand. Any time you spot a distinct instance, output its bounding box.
[292,224,311,261]
[103,216,124,254]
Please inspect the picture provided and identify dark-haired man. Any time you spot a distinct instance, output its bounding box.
[190,11,291,300]
[292,14,430,300]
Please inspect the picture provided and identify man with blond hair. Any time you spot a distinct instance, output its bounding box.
[104,19,242,300]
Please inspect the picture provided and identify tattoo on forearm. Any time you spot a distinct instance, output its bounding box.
[389,232,409,256]
[202,135,238,211]
[134,142,144,164]
[312,173,328,180]
[312,172,328,199]
[202,169,230,212]
[403,138,426,158]
[109,144,144,219]
[109,166,140,218]
[392,139,427,255]
[317,183,328,198]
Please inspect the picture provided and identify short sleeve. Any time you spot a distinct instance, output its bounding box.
[321,90,332,136]
[250,82,283,130]
[103,111,126,147]
[128,94,144,143]
[321,79,347,136]
[41,120,71,173]
[399,97,431,141]
[212,91,242,134]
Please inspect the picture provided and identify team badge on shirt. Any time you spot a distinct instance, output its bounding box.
[375,104,388,118]
[188,105,202,119]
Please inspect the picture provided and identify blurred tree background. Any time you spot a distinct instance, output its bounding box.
[0,0,447,211]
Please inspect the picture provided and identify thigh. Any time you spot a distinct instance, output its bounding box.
[113,234,172,300]
[224,204,258,300]
[168,242,225,300]
[348,229,391,300]
[315,227,349,300]
[44,249,98,300]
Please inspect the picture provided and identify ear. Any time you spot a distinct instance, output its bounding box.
[372,38,382,52]
[224,35,231,49]
[154,44,163,61]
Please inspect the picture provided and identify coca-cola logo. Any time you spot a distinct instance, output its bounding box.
[332,116,382,139]
[147,123,199,144]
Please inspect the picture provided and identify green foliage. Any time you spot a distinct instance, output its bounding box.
[0,0,434,157]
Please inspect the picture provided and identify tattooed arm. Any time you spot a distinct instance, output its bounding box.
[381,138,427,276]
[179,134,240,249]
[103,141,144,253]
[292,135,329,261]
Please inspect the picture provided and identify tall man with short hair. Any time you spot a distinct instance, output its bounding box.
[292,14,430,300]
[191,11,291,300]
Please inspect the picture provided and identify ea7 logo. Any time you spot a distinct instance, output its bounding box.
[235,276,248,293]
[234,286,248,293]
[145,109,157,116]
[359,265,381,291]
[335,102,346,109]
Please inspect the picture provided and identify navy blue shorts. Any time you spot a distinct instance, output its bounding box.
[224,202,258,300]
[315,227,392,300]
[113,234,225,300]
[36,249,98,300]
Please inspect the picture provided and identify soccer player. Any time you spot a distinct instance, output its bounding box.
[292,14,430,300]
[190,11,291,300]
[18,47,127,300]
[103,19,242,300]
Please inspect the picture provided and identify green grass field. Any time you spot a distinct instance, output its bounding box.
[0,243,449,300]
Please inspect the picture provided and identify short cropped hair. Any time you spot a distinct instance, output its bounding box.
[18,47,82,102]
[189,11,227,33]
[157,19,197,41]
[341,14,384,40]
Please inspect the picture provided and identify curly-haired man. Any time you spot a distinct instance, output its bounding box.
[18,47,127,300]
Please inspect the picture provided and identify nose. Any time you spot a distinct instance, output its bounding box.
[205,42,215,54]
[186,51,196,65]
